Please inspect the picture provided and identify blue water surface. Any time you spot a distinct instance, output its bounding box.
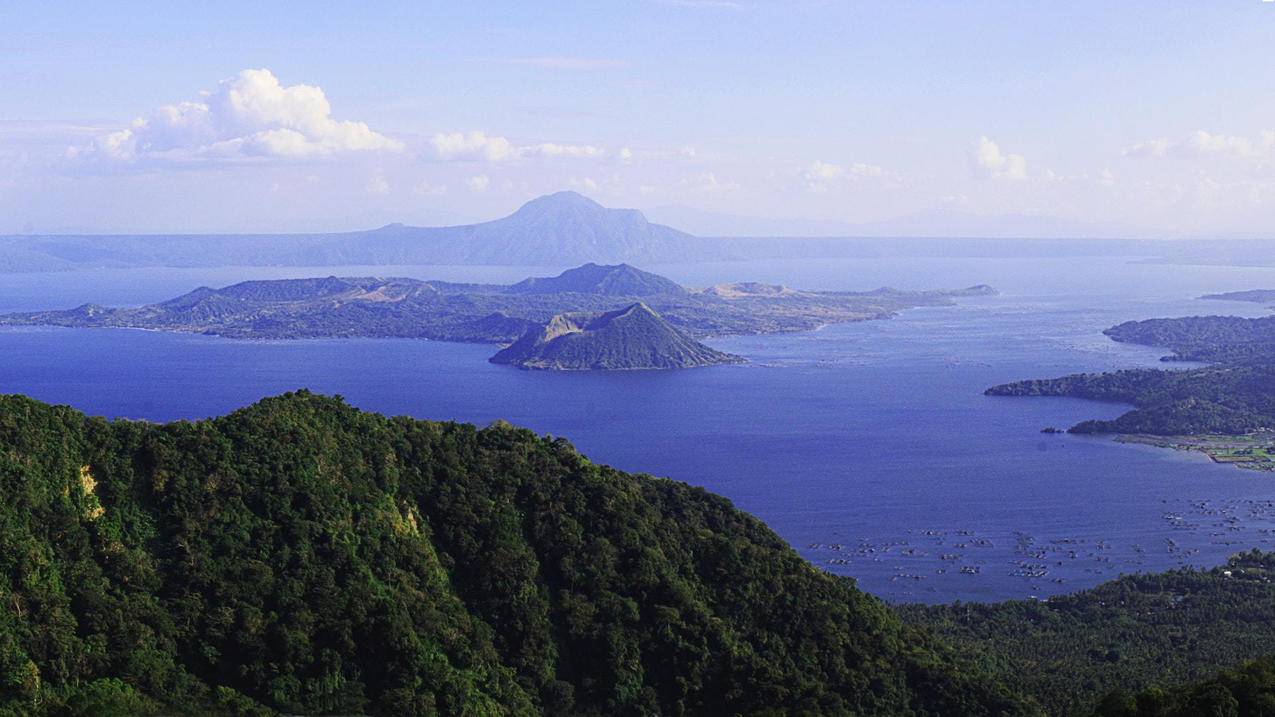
[3,255,1275,602]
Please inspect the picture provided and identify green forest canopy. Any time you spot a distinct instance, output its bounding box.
[0,391,1025,716]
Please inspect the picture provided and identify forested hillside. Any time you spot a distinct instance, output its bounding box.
[987,312,1275,436]
[0,392,1026,716]
[905,551,1275,716]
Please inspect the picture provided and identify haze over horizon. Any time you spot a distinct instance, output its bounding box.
[4,2,1275,238]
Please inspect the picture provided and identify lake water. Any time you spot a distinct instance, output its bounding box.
[3,255,1275,603]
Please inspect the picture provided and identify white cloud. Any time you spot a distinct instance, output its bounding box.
[365,174,390,195]
[1124,130,1275,160]
[466,174,491,192]
[72,69,401,163]
[430,131,518,162]
[527,142,604,158]
[618,147,634,162]
[971,136,1027,180]
[801,160,886,191]
[430,131,605,162]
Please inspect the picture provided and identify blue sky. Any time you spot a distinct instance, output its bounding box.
[3,1,1274,235]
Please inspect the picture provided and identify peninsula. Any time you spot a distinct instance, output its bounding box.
[987,309,1275,469]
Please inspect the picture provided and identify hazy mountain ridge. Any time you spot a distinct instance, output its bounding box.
[0,192,722,270]
[11,191,1275,273]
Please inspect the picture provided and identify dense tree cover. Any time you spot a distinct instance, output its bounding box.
[0,391,1029,716]
[987,311,1275,435]
[1090,656,1275,717]
[903,551,1275,716]
[1104,315,1275,364]
[987,360,1275,435]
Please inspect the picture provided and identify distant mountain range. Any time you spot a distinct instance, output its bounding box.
[362,192,714,265]
[0,192,720,271]
[11,190,1271,273]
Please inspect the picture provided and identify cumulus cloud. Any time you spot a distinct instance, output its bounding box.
[801,160,886,191]
[1124,130,1275,160]
[466,174,491,192]
[430,131,605,162]
[971,136,1027,180]
[70,69,402,163]
[528,142,604,158]
[430,131,518,162]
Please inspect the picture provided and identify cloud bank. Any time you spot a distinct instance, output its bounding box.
[1125,130,1275,160]
[70,69,402,163]
[801,160,886,191]
[430,131,605,162]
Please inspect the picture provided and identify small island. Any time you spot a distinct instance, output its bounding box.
[490,303,744,370]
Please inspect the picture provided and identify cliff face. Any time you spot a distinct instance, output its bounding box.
[489,302,744,370]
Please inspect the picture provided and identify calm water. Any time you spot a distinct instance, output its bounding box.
[3,256,1275,603]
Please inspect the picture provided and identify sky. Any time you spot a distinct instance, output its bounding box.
[2,1,1274,236]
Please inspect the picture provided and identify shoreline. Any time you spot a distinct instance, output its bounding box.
[1116,433,1275,472]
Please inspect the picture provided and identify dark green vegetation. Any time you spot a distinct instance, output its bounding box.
[904,551,1275,716]
[490,303,743,370]
[0,262,993,359]
[1090,655,1275,717]
[987,364,1275,435]
[0,391,1029,716]
[1104,315,1275,364]
[987,313,1275,436]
